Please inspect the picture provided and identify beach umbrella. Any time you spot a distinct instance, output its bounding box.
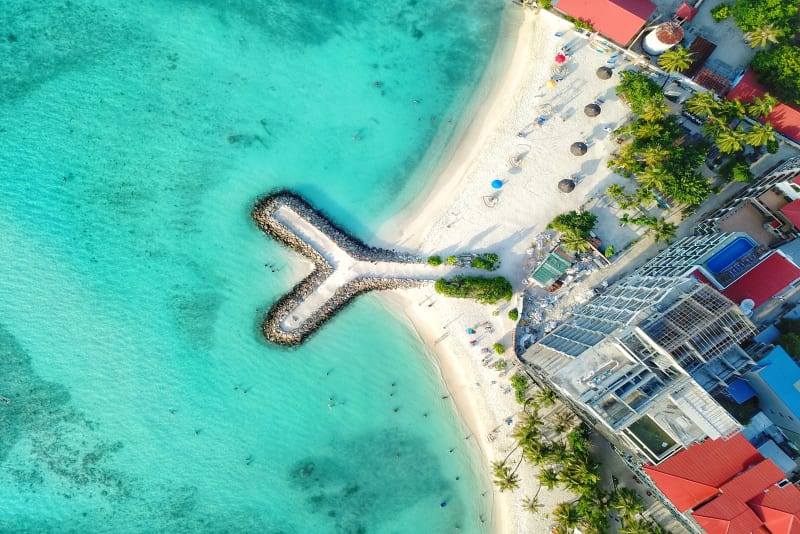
[558,178,576,193]
[596,66,613,79]
[491,179,503,189]
[570,142,588,156]
[546,79,557,88]
[555,53,566,64]
[584,103,601,117]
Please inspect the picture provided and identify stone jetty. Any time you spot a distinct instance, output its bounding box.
[252,191,444,346]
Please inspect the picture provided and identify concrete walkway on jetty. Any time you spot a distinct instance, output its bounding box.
[251,191,487,345]
[274,205,460,330]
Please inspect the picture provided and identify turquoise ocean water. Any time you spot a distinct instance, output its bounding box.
[0,1,506,532]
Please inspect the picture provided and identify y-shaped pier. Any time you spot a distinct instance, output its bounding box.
[252,191,458,346]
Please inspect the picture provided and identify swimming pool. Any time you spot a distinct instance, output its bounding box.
[705,236,756,274]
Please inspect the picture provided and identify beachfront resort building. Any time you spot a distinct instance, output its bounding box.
[697,157,800,247]
[521,233,762,463]
[643,432,800,534]
[552,0,656,47]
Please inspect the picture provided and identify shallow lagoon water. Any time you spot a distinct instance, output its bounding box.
[0,0,504,532]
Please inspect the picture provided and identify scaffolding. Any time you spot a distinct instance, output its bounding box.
[640,285,756,389]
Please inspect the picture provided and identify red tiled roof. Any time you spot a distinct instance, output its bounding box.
[728,69,800,142]
[692,460,785,534]
[751,484,800,534]
[690,268,713,286]
[695,68,732,95]
[781,200,800,229]
[643,433,763,512]
[722,252,800,308]
[675,2,698,21]
[554,0,656,45]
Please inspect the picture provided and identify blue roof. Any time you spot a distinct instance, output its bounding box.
[753,325,780,345]
[751,346,800,414]
[727,378,757,403]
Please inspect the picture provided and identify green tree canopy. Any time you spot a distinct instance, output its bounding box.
[745,24,784,48]
[658,45,693,76]
[747,94,778,118]
[547,210,598,238]
[731,0,798,33]
[434,276,512,304]
[751,45,800,104]
[616,71,663,115]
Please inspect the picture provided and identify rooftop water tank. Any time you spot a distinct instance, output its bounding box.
[643,21,684,55]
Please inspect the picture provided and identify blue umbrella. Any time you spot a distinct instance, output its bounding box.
[491,179,503,189]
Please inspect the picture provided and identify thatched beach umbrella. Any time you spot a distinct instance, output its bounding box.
[596,66,613,80]
[570,142,588,156]
[584,103,601,117]
[558,178,576,193]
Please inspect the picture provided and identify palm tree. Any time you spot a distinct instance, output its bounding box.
[537,467,560,490]
[721,98,747,123]
[701,117,727,139]
[552,502,581,531]
[553,410,576,435]
[658,45,693,87]
[748,94,777,119]
[605,183,627,204]
[745,122,776,147]
[561,231,591,253]
[635,120,663,139]
[639,98,669,122]
[612,487,644,521]
[650,218,677,243]
[634,186,655,208]
[639,145,670,166]
[745,24,783,48]
[492,461,520,492]
[534,387,557,408]
[544,441,568,463]
[619,518,658,534]
[636,167,670,192]
[560,456,601,493]
[684,91,718,117]
[522,492,543,515]
[716,127,745,153]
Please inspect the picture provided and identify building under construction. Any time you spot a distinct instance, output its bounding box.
[521,233,757,465]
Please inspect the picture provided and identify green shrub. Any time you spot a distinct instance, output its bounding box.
[493,343,506,355]
[510,373,529,404]
[538,0,553,8]
[434,276,513,304]
[730,162,754,182]
[427,255,442,266]
[604,245,615,259]
[508,308,519,321]
[493,359,508,371]
[565,15,595,31]
[446,255,458,265]
[710,3,731,21]
[767,138,780,153]
[471,253,500,271]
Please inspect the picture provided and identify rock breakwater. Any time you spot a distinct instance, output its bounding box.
[252,191,428,346]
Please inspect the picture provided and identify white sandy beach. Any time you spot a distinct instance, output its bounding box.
[376,6,639,533]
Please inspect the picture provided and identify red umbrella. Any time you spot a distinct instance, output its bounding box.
[555,54,566,64]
